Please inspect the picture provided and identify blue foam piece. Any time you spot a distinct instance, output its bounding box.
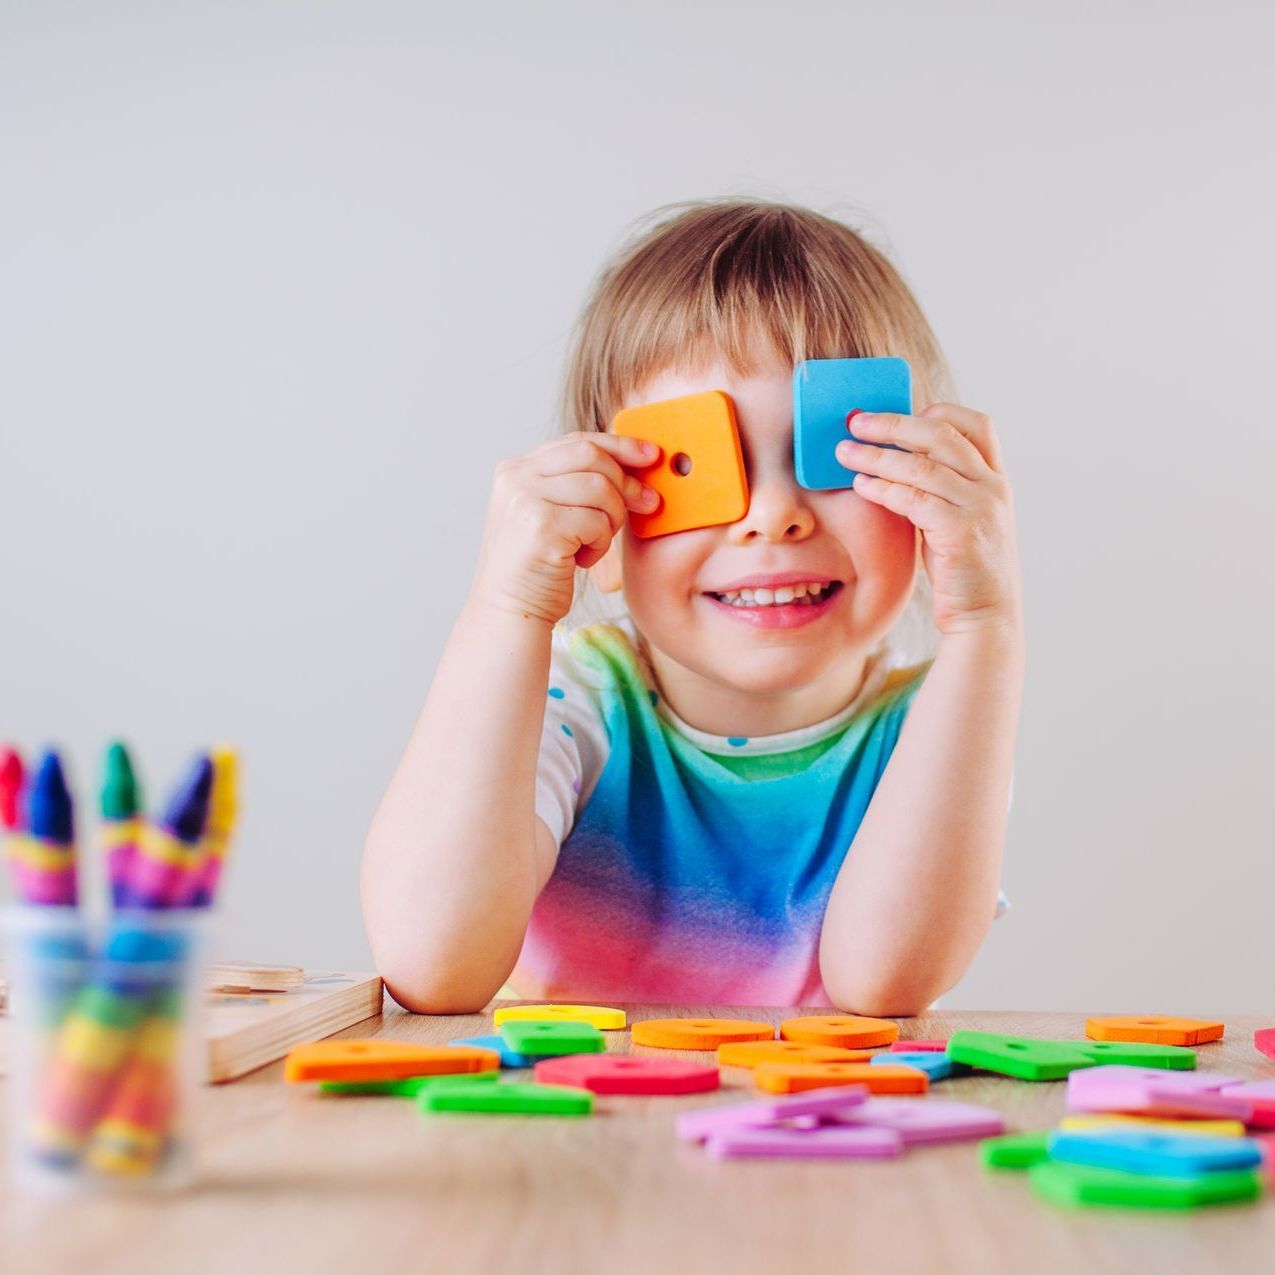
[450,1033,541,1069]
[1046,1130,1263,1178]
[793,357,912,491]
[873,1051,971,1081]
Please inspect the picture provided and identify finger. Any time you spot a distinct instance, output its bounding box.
[535,435,661,510]
[554,506,614,568]
[540,472,630,538]
[835,437,976,506]
[849,471,965,538]
[847,409,990,483]
[919,403,1005,473]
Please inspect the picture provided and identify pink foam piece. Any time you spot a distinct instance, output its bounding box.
[1066,1067,1253,1120]
[1220,1080,1275,1130]
[1255,1028,1275,1063]
[828,1097,1006,1145]
[888,1040,948,1053]
[705,1124,904,1160]
[675,1085,869,1143]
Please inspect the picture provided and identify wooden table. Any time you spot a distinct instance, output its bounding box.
[3,1007,1274,1275]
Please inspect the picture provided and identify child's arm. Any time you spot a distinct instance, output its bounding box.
[819,402,1024,1015]
[361,433,659,1013]
[819,626,1024,1014]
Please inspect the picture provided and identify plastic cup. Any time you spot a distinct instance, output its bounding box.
[3,905,211,1192]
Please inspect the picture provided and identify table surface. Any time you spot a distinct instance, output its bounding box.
[4,1005,1275,1275]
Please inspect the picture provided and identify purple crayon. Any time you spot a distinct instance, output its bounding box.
[119,756,213,909]
[7,750,77,906]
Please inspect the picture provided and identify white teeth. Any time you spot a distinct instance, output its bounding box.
[711,582,835,608]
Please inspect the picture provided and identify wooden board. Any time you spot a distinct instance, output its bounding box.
[0,969,384,1084]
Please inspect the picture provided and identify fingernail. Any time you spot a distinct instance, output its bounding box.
[640,441,659,456]
[640,486,659,508]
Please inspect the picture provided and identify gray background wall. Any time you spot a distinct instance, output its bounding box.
[3,2,1271,1012]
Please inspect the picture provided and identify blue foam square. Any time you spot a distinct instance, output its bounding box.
[1046,1130,1263,1178]
[793,357,912,491]
[450,1033,540,1069]
[872,1051,971,1082]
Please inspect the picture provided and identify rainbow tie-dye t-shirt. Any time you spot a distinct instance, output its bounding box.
[515,615,1009,1007]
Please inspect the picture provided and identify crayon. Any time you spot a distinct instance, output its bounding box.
[119,755,213,909]
[100,742,143,909]
[183,746,238,908]
[0,744,24,830]
[7,750,77,906]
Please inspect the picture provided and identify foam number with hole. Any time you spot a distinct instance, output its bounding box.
[630,1018,774,1050]
[611,391,748,537]
[492,1004,626,1030]
[793,357,912,491]
[1085,1016,1225,1046]
[754,1061,927,1095]
[283,1041,500,1083]
[716,1040,871,1069]
[533,1054,720,1095]
[779,1015,899,1050]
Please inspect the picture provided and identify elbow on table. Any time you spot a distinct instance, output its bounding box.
[820,974,939,1019]
[378,961,496,1017]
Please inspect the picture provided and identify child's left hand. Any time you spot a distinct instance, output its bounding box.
[835,403,1022,640]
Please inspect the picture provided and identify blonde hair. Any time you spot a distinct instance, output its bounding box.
[559,197,954,665]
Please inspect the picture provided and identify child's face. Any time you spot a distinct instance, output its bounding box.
[603,346,920,704]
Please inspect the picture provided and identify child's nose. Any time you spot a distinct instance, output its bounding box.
[727,472,815,544]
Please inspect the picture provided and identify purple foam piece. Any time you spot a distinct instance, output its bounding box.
[705,1124,904,1160]
[828,1097,1006,1145]
[676,1085,869,1143]
[1067,1067,1253,1120]
[1222,1080,1275,1098]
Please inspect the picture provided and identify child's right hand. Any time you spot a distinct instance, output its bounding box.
[470,432,662,626]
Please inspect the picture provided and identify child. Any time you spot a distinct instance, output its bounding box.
[362,199,1023,1015]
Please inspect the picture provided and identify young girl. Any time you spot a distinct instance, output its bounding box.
[362,199,1024,1015]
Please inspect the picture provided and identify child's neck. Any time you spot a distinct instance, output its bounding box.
[642,642,872,739]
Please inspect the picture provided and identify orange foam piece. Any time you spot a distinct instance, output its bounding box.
[630,1018,774,1051]
[716,1040,872,1068]
[754,1062,928,1095]
[283,1041,500,1083]
[1084,1016,1225,1046]
[611,391,749,538]
[779,1015,900,1049]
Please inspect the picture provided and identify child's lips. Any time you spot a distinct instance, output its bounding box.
[700,581,845,629]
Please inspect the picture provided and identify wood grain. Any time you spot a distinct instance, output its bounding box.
[3,1007,1274,1275]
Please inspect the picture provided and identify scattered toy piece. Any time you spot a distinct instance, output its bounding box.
[947,1031,1196,1082]
[418,1081,593,1116]
[1046,1129,1263,1178]
[1029,1160,1262,1210]
[1060,1114,1247,1138]
[1255,1028,1275,1063]
[716,1040,870,1068]
[284,1041,499,1084]
[1219,1080,1275,1130]
[499,1020,605,1057]
[754,1062,926,1095]
[830,1097,1004,1144]
[319,1072,500,1096]
[1067,1067,1253,1121]
[451,1033,542,1069]
[676,1086,870,1143]
[874,1052,971,1082]
[631,1018,774,1050]
[778,1015,899,1049]
[980,1131,1052,1169]
[492,1004,626,1030]
[706,1124,903,1160]
[533,1054,719,1095]
[888,1040,948,1053]
[1085,1015,1224,1046]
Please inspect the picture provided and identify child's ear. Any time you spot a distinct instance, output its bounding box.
[589,537,624,594]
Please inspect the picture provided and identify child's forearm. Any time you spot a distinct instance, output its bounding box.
[819,624,1025,1015]
[361,599,556,1013]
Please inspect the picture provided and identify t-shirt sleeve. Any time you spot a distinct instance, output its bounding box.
[534,628,610,850]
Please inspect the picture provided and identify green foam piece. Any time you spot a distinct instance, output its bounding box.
[979,1131,1052,1170]
[1075,1040,1196,1070]
[320,1072,500,1097]
[1029,1161,1262,1210]
[948,1031,1094,1080]
[418,1081,593,1115]
[499,1020,605,1056]
[947,1031,1195,1081]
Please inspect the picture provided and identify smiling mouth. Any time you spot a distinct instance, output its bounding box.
[703,581,845,609]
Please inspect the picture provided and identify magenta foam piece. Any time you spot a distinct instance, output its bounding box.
[706,1124,904,1160]
[829,1097,1006,1145]
[1067,1067,1253,1120]
[887,1040,948,1053]
[675,1085,869,1143]
[1256,1029,1275,1063]
[1220,1080,1275,1130]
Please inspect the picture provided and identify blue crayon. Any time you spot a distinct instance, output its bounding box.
[8,750,78,907]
